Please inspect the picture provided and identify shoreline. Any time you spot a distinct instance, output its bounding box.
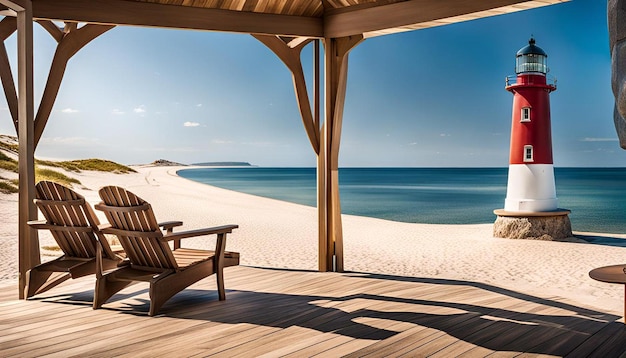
[176,166,626,234]
[1,165,625,317]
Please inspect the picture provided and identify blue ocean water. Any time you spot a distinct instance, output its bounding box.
[178,167,626,233]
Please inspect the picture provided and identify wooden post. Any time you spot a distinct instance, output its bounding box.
[245,34,362,272]
[252,35,332,271]
[317,124,328,271]
[15,0,38,299]
[322,36,363,272]
[314,40,328,272]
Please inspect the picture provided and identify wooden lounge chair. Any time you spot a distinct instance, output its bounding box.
[25,181,125,298]
[93,185,239,316]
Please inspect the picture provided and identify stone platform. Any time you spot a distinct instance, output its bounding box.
[493,209,572,241]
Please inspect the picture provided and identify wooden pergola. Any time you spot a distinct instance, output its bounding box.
[0,0,568,298]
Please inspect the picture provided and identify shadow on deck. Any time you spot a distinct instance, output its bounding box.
[0,266,624,357]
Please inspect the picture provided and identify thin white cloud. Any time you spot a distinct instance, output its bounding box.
[61,108,79,113]
[39,136,101,145]
[241,140,288,147]
[440,133,451,137]
[409,142,418,146]
[112,109,125,115]
[136,146,196,153]
[184,121,200,127]
[133,105,146,114]
[196,104,203,107]
[581,137,618,142]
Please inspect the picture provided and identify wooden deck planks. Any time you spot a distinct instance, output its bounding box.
[0,265,624,357]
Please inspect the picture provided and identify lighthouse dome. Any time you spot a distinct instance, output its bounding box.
[515,38,548,74]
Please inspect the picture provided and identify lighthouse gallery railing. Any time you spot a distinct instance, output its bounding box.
[505,75,557,89]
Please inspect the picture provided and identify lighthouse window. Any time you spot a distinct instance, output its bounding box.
[524,145,534,162]
[521,107,531,122]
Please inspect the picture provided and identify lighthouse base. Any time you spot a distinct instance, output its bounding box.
[493,209,572,241]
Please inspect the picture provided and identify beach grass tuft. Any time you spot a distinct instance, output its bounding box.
[42,245,61,252]
[35,168,81,187]
[36,158,136,173]
[0,151,18,172]
[0,140,18,154]
[0,181,18,194]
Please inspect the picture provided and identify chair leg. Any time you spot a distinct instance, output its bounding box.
[93,274,133,310]
[149,263,214,316]
[25,268,71,298]
[216,266,225,301]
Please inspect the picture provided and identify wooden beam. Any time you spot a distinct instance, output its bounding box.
[34,23,114,147]
[286,37,309,49]
[35,19,62,42]
[0,11,17,39]
[30,0,323,38]
[317,122,328,271]
[321,35,363,272]
[324,0,569,38]
[314,40,320,134]
[313,39,327,272]
[16,0,37,299]
[0,0,27,11]
[0,9,18,17]
[0,16,17,131]
[253,34,320,154]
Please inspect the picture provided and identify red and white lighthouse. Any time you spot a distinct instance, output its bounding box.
[503,38,558,212]
[494,38,571,240]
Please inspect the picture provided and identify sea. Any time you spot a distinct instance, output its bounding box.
[178,167,626,234]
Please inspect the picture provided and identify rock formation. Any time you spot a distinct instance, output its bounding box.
[493,214,573,241]
[609,0,626,148]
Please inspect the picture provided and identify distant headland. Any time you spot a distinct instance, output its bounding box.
[192,161,253,167]
[150,159,254,167]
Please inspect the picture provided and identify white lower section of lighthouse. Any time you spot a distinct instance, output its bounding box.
[504,164,558,212]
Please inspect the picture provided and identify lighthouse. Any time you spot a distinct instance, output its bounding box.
[494,38,572,240]
[505,37,557,212]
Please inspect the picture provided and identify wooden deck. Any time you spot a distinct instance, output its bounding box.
[1,265,625,357]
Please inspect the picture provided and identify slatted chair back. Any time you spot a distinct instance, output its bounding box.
[97,186,178,271]
[34,181,117,260]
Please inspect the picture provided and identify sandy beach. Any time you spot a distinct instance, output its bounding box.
[1,165,625,317]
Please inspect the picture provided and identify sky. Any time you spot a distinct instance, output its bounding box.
[0,0,623,167]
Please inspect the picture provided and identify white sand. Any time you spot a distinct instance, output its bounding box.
[1,165,625,316]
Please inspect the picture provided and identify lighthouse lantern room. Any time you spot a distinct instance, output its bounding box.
[504,37,558,212]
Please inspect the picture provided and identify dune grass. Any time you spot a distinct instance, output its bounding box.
[35,168,81,187]
[0,140,18,153]
[0,151,81,188]
[0,181,18,194]
[0,151,18,172]
[37,159,136,174]
[0,143,135,191]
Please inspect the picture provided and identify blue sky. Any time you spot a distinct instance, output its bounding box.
[0,0,623,167]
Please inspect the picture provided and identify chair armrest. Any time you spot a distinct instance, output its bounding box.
[27,220,48,229]
[98,223,112,231]
[27,220,92,232]
[162,224,238,242]
[159,221,183,232]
